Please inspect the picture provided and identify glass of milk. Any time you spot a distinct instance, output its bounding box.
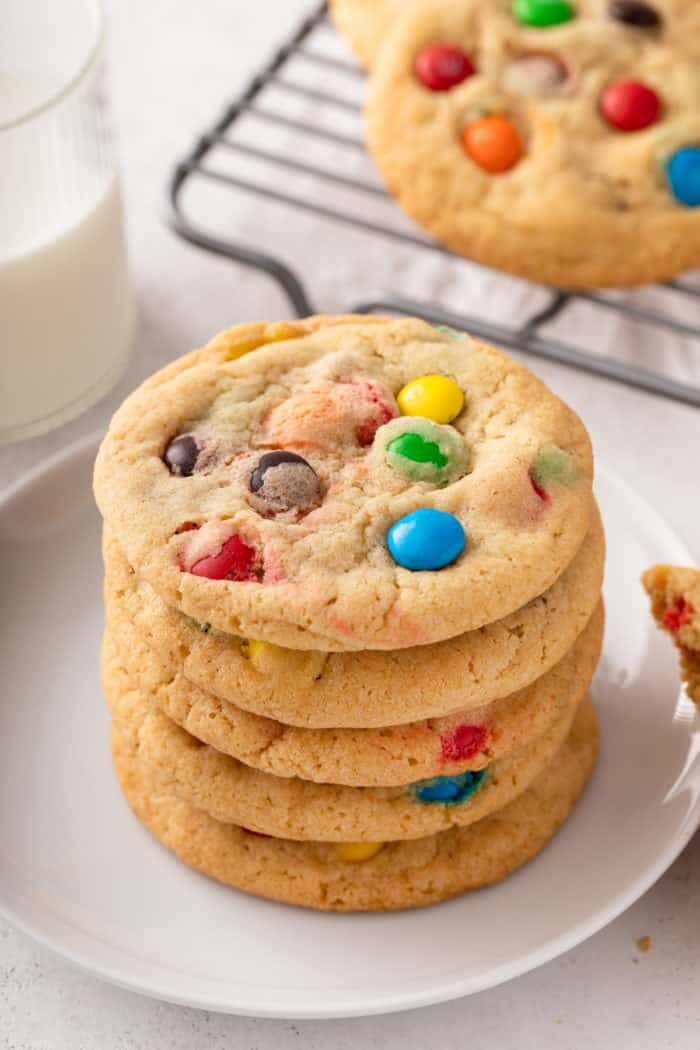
[0,0,133,443]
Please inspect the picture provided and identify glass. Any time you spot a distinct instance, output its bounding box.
[0,0,133,443]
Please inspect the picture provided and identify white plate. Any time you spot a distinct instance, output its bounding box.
[0,436,698,1019]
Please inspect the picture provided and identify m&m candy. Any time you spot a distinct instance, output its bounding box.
[462,116,523,174]
[164,433,200,476]
[384,419,466,485]
[599,80,660,132]
[387,508,466,571]
[512,0,575,28]
[239,637,267,661]
[666,148,700,208]
[189,618,212,633]
[440,723,489,763]
[503,53,568,95]
[530,444,578,487]
[250,450,321,514]
[388,432,446,470]
[529,444,579,500]
[397,374,464,423]
[662,596,694,635]
[333,842,385,863]
[434,324,465,340]
[265,378,397,451]
[411,769,487,805]
[190,534,258,581]
[608,1,661,28]
[415,45,475,92]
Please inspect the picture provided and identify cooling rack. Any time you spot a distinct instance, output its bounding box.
[168,0,700,407]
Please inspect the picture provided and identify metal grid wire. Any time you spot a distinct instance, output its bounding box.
[168,0,700,407]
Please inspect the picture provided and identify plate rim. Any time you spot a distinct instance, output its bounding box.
[0,434,698,1019]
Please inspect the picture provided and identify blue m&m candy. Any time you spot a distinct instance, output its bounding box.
[387,508,465,571]
[412,769,487,805]
[666,148,700,208]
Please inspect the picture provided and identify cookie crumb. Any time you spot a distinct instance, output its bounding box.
[637,935,651,953]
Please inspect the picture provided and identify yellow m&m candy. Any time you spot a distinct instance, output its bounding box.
[397,375,464,424]
[333,842,385,863]
[239,637,269,664]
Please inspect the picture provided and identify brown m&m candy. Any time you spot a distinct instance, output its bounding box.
[608,2,661,28]
[250,450,321,514]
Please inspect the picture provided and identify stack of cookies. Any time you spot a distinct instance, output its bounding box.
[331,0,700,288]
[94,314,604,912]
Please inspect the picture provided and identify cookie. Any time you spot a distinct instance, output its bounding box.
[330,0,399,67]
[104,503,604,728]
[102,504,603,727]
[366,0,700,288]
[102,599,602,786]
[111,697,598,911]
[103,647,587,840]
[94,315,594,651]
[643,564,700,708]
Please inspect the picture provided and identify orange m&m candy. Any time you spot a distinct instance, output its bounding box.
[462,116,523,173]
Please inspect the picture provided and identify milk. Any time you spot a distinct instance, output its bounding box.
[0,175,132,438]
[0,0,133,442]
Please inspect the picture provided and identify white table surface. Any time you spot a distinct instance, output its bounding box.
[1,1,699,1046]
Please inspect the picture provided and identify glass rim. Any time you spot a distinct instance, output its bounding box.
[0,0,105,132]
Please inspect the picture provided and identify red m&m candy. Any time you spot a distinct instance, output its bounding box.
[600,79,660,132]
[415,45,476,91]
[662,596,694,634]
[190,534,258,581]
[440,724,489,763]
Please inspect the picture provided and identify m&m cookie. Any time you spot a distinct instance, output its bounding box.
[329,0,403,67]
[92,315,596,651]
[643,564,700,710]
[94,315,593,650]
[101,508,604,730]
[366,0,700,287]
[112,696,599,911]
[104,544,604,785]
[104,645,589,840]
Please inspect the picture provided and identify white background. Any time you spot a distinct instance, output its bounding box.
[1,1,699,1046]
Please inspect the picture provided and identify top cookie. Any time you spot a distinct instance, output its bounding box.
[94,315,593,650]
[366,0,700,288]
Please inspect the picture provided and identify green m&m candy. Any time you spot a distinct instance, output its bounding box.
[434,324,465,341]
[388,432,448,470]
[529,444,580,501]
[513,0,575,27]
[384,418,468,486]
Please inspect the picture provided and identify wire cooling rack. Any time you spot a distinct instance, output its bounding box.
[168,0,700,407]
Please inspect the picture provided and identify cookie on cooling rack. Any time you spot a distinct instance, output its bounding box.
[366,0,700,288]
[330,0,401,67]
[94,314,593,651]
